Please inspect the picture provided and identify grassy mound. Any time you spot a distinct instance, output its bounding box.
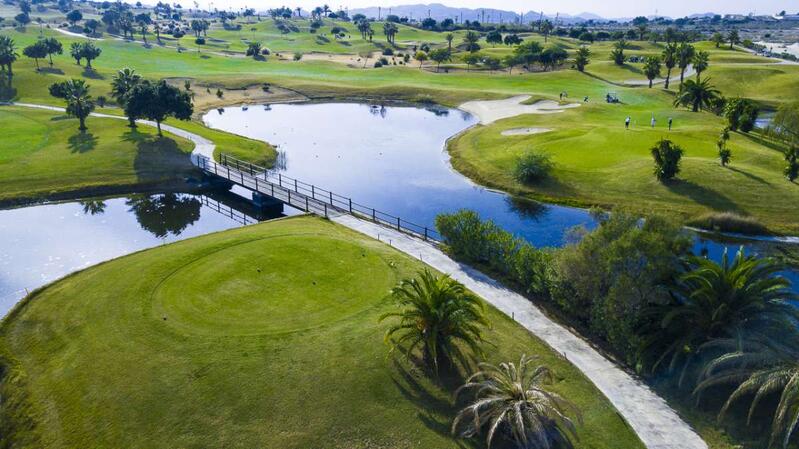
[0,216,642,449]
[0,106,196,204]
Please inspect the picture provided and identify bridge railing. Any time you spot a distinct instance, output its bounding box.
[196,153,442,242]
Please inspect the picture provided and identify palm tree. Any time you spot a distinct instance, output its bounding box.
[0,36,18,78]
[111,68,141,127]
[574,46,590,72]
[378,269,489,372]
[452,355,581,449]
[727,30,740,49]
[693,50,710,81]
[662,43,677,89]
[677,42,695,84]
[639,248,798,386]
[711,32,725,48]
[464,30,480,52]
[674,78,720,112]
[382,22,398,45]
[60,79,95,131]
[695,336,799,449]
[540,20,553,42]
[445,32,454,52]
[610,39,626,65]
[643,55,661,88]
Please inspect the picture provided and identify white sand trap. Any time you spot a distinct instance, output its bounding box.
[501,127,552,136]
[460,95,580,124]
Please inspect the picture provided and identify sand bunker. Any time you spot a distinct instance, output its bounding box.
[501,127,553,136]
[459,95,580,124]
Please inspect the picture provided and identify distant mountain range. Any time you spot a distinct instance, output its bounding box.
[348,3,612,24]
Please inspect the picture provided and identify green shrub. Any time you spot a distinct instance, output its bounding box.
[435,210,551,296]
[513,151,553,184]
[650,139,683,182]
[688,212,769,235]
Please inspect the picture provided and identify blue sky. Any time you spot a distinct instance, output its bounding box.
[191,0,796,19]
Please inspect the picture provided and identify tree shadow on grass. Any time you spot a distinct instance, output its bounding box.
[743,131,789,154]
[665,178,742,213]
[68,132,97,153]
[727,166,771,186]
[124,129,195,183]
[82,68,105,80]
[39,67,64,75]
[390,356,475,447]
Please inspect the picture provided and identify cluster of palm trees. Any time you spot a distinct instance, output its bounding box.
[0,36,18,80]
[380,269,581,448]
[639,248,799,447]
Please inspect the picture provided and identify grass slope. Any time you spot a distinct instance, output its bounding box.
[0,216,643,449]
[0,106,197,204]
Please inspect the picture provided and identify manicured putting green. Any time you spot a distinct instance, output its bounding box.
[152,235,393,336]
[0,216,642,449]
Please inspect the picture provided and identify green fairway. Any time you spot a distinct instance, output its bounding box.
[0,105,198,204]
[0,216,643,449]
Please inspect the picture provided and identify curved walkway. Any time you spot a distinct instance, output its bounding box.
[1,101,707,449]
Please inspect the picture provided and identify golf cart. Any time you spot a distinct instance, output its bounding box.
[606,92,620,103]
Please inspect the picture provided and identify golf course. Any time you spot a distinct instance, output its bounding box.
[2,3,799,449]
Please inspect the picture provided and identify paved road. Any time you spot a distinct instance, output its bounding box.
[332,213,708,449]
[3,101,708,449]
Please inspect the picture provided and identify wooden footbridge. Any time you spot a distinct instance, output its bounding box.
[193,154,440,242]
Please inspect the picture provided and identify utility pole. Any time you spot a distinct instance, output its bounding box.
[378,6,381,20]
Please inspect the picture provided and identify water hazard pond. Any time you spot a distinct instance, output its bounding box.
[0,101,796,315]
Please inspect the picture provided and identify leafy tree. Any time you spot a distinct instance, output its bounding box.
[677,42,695,84]
[124,79,193,135]
[14,13,31,27]
[84,18,100,35]
[540,45,567,71]
[49,79,95,131]
[78,42,101,68]
[414,50,427,68]
[378,269,489,372]
[111,67,141,126]
[727,30,740,49]
[245,41,262,58]
[463,31,480,53]
[769,102,799,147]
[711,32,725,48]
[642,248,798,386]
[674,78,721,112]
[650,139,683,181]
[513,40,542,70]
[503,33,522,46]
[574,46,590,72]
[41,37,62,66]
[462,52,481,71]
[0,36,19,78]
[503,54,521,74]
[485,30,502,46]
[452,355,580,449]
[662,43,678,89]
[135,12,150,43]
[692,50,710,81]
[717,127,731,166]
[610,39,626,65]
[643,55,661,88]
[22,41,47,71]
[66,9,82,26]
[724,98,759,132]
[428,48,450,72]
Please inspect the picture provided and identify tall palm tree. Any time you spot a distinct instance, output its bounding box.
[662,43,678,89]
[382,22,398,45]
[639,248,798,386]
[463,30,480,52]
[673,78,720,112]
[0,36,19,78]
[677,42,695,84]
[379,269,489,372]
[643,55,661,88]
[60,79,95,131]
[692,50,710,81]
[728,30,740,49]
[111,67,141,127]
[445,32,454,52]
[452,355,581,449]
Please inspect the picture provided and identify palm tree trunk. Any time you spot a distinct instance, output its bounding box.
[649,79,653,88]
[665,68,671,89]
[79,116,86,131]
[156,120,162,136]
[48,53,53,66]
[34,58,39,71]
[680,68,685,84]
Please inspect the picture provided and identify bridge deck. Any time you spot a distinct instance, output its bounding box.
[194,154,438,242]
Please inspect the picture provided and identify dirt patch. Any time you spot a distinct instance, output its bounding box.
[501,127,553,136]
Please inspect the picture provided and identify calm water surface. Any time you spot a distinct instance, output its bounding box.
[0,192,291,315]
[204,102,799,284]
